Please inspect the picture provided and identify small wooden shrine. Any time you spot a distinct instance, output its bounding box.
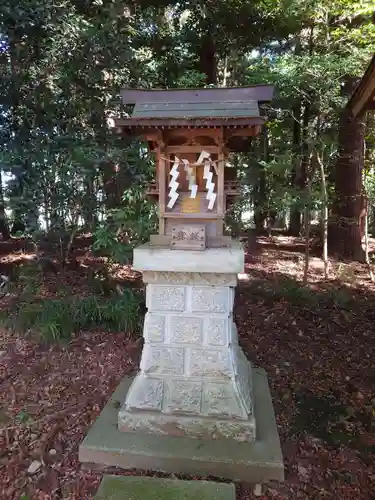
[80,84,285,483]
[115,85,274,249]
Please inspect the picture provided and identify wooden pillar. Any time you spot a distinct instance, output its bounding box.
[157,148,166,235]
[217,135,225,236]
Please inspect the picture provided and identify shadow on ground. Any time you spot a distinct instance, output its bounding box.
[235,264,375,498]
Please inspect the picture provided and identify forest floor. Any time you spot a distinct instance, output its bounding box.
[0,235,375,500]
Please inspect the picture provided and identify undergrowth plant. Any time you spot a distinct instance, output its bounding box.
[3,289,142,343]
[246,277,354,310]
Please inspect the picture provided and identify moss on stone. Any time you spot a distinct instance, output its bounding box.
[94,476,235,500]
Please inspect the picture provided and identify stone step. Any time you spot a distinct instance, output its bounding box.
[94,476,236,500]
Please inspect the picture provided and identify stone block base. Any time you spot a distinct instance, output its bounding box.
[122,248,256,439]
[79,367,284,483]
[94,476,235,500]
[118,403,256,442]
[118,357,255,442]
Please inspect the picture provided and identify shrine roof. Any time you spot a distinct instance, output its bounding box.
[120,85,274,105]
[115,85,273,129]
[131,100,260,119]
[347,54,375,118]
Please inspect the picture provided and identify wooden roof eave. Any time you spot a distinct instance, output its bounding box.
[114,116,266,131]
[346,54,375,118]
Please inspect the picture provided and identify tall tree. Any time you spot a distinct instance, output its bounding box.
[328,78,366,260]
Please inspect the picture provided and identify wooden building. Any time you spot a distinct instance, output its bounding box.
[346,53,375,117]
[114,85,274,249]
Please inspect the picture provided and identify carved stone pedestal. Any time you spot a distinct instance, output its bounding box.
[118,244,255,442]
[80,242,284,481]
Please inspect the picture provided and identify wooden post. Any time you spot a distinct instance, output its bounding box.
[158,148,166,235]
[217,136,225,236]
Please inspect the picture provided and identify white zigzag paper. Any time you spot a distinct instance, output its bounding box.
[197,150,211,165]
[168,158,180,209]
[208,192,216,210]
[203,160,216,210]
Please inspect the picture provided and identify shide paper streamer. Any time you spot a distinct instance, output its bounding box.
[166,151,217,210]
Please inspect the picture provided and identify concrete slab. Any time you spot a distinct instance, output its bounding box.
[79,367,284,483]
[133,243,244,274]
[94,475,235,500]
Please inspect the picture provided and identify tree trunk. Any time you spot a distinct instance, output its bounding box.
[328,107,365,261]
[289,101,302,235]
[254,130,268,234]
[303,152,314,285]
[101,162,131,212]
[199,34,217,85]
[289,210,301,236]
[83,176,97,231]
[303,202,311,285]
[222,55,228,87]
[0,168,10,240]
[0,205,10,240]
[289,101,310,236]
[247,227,260,257]
[289,26,312,237]
[317,151,329,279]
[254,163,266,234]
[364,209,374,281]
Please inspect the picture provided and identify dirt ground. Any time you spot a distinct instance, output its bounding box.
[0,236,374,499]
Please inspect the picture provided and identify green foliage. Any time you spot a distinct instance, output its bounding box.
[93,185,157,264]
[93,226,132,264]
[0,0,375,245]
[175,70,207,88]
[3,289,142,343]
[0,0,138,236]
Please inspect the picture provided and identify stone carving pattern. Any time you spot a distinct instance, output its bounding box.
[206,318,228,346]
[191,286,230,313]
[148,285,185,311]
[143,271,237,286]
[124,275,254,424]
[190,349,232,378]
[127,377,164,411]
[144,313,165,343]
[203,382,245,418]
[171,316,203,344]
[165,379,203,413]
[143,346,184,375]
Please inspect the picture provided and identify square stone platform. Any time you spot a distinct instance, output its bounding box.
[79,367,284,483]
[94,476,235,500]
